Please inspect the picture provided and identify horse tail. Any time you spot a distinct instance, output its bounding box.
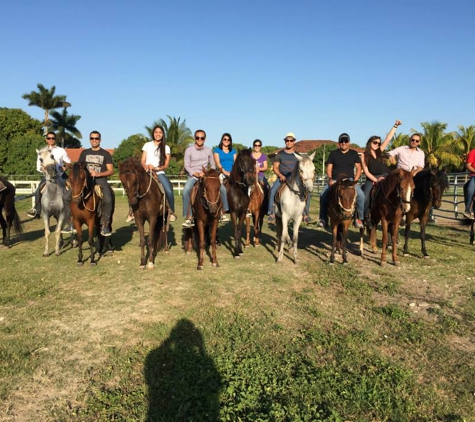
[154,215,168,252]
[13,209,23,234]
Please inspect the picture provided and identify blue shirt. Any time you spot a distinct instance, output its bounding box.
[214,148,236,172]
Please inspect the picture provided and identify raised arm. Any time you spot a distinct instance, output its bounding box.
[381,119,402,152]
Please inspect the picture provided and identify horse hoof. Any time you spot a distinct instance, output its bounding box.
[147,263,155,270]
[234,255,241,259]
[212,263,219,267]
[90,262,97,266]
[139,265,146,270]
[77,262,84,266]
[403,253,409,257]
[43,253,49,257]
[423,255,430,259]
[380,261,386,267]
[394,261,401,267]
[197,266,203,270]
[342,261,349,266]
[186,251,191,255]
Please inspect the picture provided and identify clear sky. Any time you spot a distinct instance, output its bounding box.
[2,0,475,150]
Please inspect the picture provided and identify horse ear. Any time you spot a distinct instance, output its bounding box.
[309,151,316,161]
[293,152,303,161]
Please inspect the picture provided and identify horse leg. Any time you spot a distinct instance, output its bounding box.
[0,212,7,247]
[76,226,84,265]
[403,218,412,257]
[236,215,245,257]
[471,221,475,246]
[341,221,351,264]
[210,218,219,267]
[277,215,288,262]
[330,223,337,264]
[54,215,64,256]
[245,215,251,248]
[197,222,206,270]
[380,219,388,266]
[89,221,97,266]
[391,220,400,266]
[292,216,303,263]
[359,227,364,257]
[255,211,263,247]
[147,217,157,270]
[419,215,430,258]
[43,216,50,257]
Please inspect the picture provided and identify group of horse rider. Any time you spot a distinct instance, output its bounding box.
[23,119,475,238]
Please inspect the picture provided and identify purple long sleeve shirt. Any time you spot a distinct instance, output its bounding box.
[184,145,216,176]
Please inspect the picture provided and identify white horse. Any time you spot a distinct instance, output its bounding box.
[37,148,69,257]
[275,152,316,263]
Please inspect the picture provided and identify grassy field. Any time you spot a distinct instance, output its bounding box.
[1,194,475,421]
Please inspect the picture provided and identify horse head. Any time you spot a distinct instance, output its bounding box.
[333,176,357,220]
[432,169,449,209]
[70,162,89,204]
[119,158,142,206]
[200,167,222,215]
[232,149,255,187]
[37,148,58,181]
[295,152,316,192]
[400,169,416,213]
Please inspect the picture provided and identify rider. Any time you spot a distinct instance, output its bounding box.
[182,129,216,228]
[267,132,312,224]
[318,133,365,229]
[213,133,235,222]
[464,147,475,219]
[141,125,177,222]
[78,131,114,237]
[26,131,73,233]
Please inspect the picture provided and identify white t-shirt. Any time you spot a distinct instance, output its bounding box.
[36,146,71,174]
[142,141,171,175]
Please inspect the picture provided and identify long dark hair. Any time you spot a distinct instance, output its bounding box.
[363,135,384,165]
[218,133,233,151]
[151,125,167,167]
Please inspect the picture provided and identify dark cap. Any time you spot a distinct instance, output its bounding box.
[338,133,350,142]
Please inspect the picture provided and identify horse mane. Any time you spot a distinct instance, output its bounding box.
[120,157,143,174]
[383,168,407,198]
[286,153,303,186]
[413,168,449,200]
[230,148,253,183]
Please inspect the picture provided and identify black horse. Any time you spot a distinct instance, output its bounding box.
[0,176,22,248]
[403,169,449,258]
[223,149,256,258]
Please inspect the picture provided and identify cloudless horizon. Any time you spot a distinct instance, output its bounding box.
[3,0,475,150]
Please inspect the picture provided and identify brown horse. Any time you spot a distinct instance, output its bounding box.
[245,176,269,248]
[0,177,22,248]
[70,162,114,266]
[184,168,222,270]
[369,168,415,266]
[223,149,255,258]
[119,157,169,269]
[328,176,358,264]
[403,169,449,258]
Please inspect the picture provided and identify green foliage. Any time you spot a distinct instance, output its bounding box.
[312,143,338,176]
[3,133,44,174]
[50,107,82,148]
[0,108,43,174]
[113,134,148,167]
[261,145,279,155]
[22,83,70,130]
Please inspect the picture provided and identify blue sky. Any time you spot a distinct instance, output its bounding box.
[2,0,475,150]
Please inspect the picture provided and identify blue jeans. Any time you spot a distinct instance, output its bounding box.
[466,176,475,212]
[157,173,175,213]
[268,177,311,216]
[220,184,229,212]
[182,177,198,217]
[319,182,364,222]
[95,179,113,226]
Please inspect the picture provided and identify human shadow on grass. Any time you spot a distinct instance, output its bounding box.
[145,319,221,421]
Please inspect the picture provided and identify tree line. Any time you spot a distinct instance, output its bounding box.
[1,83,474,176]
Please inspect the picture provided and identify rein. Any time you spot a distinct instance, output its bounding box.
[71,169,96,212]
[200,175,222,214]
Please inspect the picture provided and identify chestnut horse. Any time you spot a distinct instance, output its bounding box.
[245,176,269,248]
[184,168,222,270]
[369,168,415,266]
[119,158,169,269]
[223,149,256,258]
[70,162,114,265]
[0,176,22,248]
[328,176,358,264]
[403,169,448,258]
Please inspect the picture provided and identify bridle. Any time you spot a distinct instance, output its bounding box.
[122,169,153,202]
[200,175,222,215]
[71,166,96,212]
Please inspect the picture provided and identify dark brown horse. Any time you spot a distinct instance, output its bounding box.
[328,176,358,264]
[403,169,449,258]
[184,168,222,270]
[245,176,269,248]
[369,168,415,266]
[70,162,115,266]
[119,157,169,269]
[0,177,22,248]
[223,149,256,258]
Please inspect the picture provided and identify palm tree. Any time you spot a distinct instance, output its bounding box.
[50,108,82,148]
[145,116,193,160]
[22,83,70,132]
[418,121,457,169]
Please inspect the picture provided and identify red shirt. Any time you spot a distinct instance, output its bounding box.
[467,149,475,176]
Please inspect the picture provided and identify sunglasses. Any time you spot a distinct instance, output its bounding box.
[222,138,230,141]
[410,139,420,143]
[46,137,56,140]
[372,141,381,146]
[254,144,262,147]
[339,140,350,144]
[195,136,205,140]
[90,137,100,140]
[285,139,295,142]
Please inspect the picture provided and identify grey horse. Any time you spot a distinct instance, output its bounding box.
[37,148,71,257]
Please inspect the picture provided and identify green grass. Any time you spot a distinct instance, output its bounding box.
[1,194,475,421]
